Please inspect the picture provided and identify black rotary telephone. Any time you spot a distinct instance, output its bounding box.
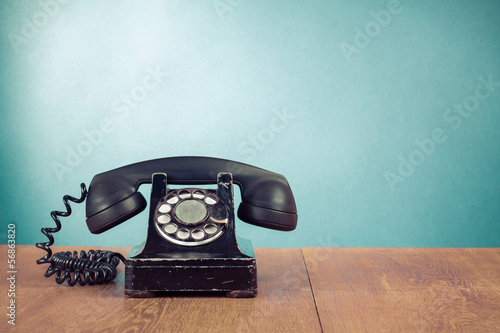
[36,157,297,297]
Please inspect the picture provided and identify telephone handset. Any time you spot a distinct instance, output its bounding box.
[86,156,297,233]
[37,157,297,297]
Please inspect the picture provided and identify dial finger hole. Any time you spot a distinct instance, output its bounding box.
[163,223,178,234]
[166,196,179,205]
[204,224,218,235]
[210,217,228,224]
[179,190,191,199]
[204,195,218,205]
[158,204,171,214]
[157,214,171,224]
[176,228,190,240]
[191,229,205,240]
[192,190,205,199]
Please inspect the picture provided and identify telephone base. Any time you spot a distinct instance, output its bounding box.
[124,242,257,298]
[124,290,257,298]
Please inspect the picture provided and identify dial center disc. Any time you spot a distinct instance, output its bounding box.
[175,199,207,224]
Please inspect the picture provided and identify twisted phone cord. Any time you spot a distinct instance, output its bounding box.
[35,183,125,286]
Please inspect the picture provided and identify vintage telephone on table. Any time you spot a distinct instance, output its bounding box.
[36,157,297,297]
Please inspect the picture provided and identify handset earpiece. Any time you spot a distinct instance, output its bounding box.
[86,176,147,234]
[85,157,297,234]
[237,203,297,231]
[237,177,297,231]
[86,192,147,234]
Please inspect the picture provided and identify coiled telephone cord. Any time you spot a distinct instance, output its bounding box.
[36,183,125,286]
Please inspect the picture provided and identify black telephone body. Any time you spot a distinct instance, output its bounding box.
[37,157,297,298]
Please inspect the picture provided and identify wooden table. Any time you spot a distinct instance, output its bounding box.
[1,246,499,332]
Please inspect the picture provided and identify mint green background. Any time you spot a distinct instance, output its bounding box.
[1,0,499,248]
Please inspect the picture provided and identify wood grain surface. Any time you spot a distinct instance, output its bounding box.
[1,246,499,332]
[1,246,320,332]
[302,247,500,332]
